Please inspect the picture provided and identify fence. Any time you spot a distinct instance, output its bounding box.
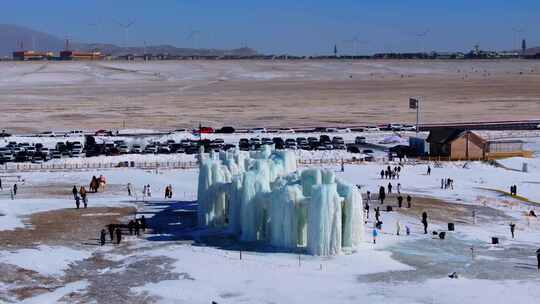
[0,157,377,173]
[0,161,199,173]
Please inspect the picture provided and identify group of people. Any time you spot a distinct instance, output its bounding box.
[441,178,454,190]
[509,185,518,196]
[100,216,147,246]
[89,175,106,193]
[0,177,19,200]
[72,185,88,209]
[128,216,147,236]
[142,184,152,198]
[380,165,402,180]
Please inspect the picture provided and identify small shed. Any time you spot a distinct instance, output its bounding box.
[426,129,487,160]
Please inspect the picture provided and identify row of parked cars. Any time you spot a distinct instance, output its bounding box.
[0,141,84,164]
[238,135,370,152]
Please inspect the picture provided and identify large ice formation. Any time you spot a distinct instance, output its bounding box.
[197,145,364,255]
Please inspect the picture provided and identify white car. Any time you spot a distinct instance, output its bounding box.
[364,126,381,132]
[401,125,417,131]
[65,130,85,137]
[39,131,57,137]
[248,128,267,134]
[278,128,295,134]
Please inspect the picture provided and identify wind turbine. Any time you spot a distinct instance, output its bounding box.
[115,20,136,48]
[511,27,524,52]
[415,30,430,54]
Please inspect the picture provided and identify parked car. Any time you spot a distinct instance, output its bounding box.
[248,128,267,134]
[131,145,142,153]
[39,131,57,137]
[388,124,404,131]
[355,136,367,144]
[364,126,380,132]
[95,129,113,136]
[216,126,235,134]
[278,128,295,133]
[401,125,417,131]
[193,127,214,134]
[65,130,85,137]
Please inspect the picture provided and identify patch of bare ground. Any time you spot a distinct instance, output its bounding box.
[381,194,511,224]
[0,206,135,248]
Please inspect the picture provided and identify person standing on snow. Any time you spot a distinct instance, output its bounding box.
[406,195,412,208]
[108,224,115,242]
[380,170,385,179]
[146,185,152,197]
[387,183,393,194]
[422,211,429,234]
[366,191,371,204]
[72,185,78,200]
[372,228,378,244]
[75,195,80,209]
[13,183,17,196]
[127,183,132,196]
[164,185,169,199]
[115,228,122,244]
[509,222,516,239]
[168,184,173,198]
[397,195,403,208]
[536,249,540,271]
[427,166,431,175]
[100,229,107,246]
[379,186,386,204]
[396,220,401,236]
[134,220,140,236]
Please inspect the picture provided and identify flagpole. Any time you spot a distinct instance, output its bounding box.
[416,98,420,134]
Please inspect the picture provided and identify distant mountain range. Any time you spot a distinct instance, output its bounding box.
[0,24,257,57]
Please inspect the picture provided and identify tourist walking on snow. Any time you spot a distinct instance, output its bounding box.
[127,183,132,196]
[380,170,384,179]
[128,220,135,235]
[366,191,371,204]
[536,248,540,271]
[134,220,140,236]
[387,183,393,194]
[427,166,431,175]
[375,207,380,222]
[100,229,106,246]
[108,224,115,242]
[115,228,122,244]
[422,211,429,234]
[396,220,401,236]
[72,185,78,199]
[509,222,516,239]
[75,195,80,209]
[372,228,378,244]
[13,183,17,196]
[397,195,403,208]
[406,195,412,208]
[146,184,152,197]
[140,215,147,232]
[168,184,173,198]
[379,186,386,204]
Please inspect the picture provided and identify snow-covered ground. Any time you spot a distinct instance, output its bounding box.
[1,136,539,303]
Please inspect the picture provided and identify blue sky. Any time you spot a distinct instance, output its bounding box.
[2,0,539,54]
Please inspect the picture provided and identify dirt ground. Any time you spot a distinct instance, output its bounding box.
[1,60,540,133]
[0,206,135,248]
